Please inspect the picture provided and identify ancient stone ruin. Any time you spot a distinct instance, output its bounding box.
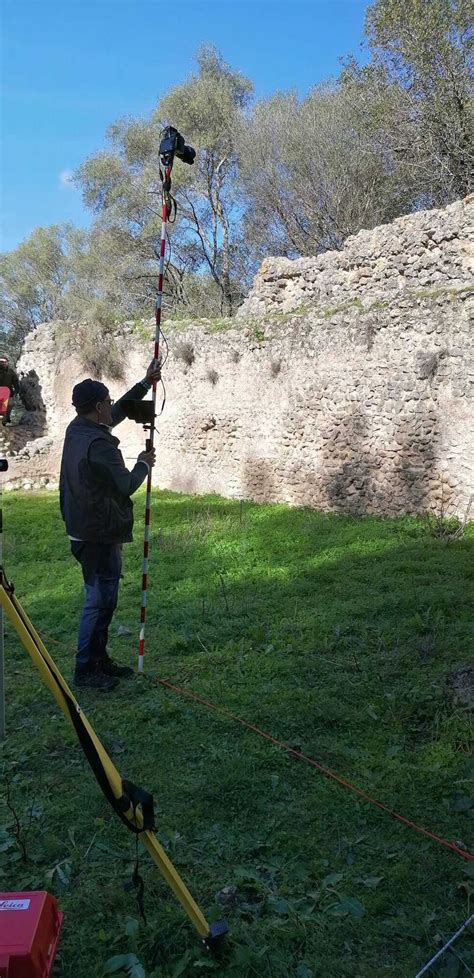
[4,197,473,517]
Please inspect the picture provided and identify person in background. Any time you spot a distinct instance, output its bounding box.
[0,355,20,424]
[60,360,161,692]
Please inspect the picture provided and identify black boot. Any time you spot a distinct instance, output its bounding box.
[73,669,119,692]
[101,654,134,678]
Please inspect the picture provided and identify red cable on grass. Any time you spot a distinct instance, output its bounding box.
[41,633,473,862]
[157,677,474,862]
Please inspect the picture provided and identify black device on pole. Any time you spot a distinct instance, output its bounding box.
[159,126,196,167]
[120,400,155,454]
[120,400,156,425]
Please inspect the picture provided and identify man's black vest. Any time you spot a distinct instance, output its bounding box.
[60,417,134,543]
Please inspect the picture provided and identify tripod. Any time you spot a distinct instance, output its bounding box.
[0,566,227,945]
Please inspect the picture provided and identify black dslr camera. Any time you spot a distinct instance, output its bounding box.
[159,126,196,166]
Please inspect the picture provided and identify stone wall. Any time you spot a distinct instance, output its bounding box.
[5,197,474,516]
[238,197,472,319]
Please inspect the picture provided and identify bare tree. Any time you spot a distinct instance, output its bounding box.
[237,82,417,260]
[358,0,473,203]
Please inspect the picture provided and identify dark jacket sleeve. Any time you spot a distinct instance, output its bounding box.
[111,379,151,427]
[88,438,148,497]
[1,368,19,393]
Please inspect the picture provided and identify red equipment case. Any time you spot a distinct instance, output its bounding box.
[0,892,63,978]
[0,387,11,418]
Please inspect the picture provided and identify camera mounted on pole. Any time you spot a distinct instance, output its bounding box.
[159,126,196,168]
[159,127,196,218]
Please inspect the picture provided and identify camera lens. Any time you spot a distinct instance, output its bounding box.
[179,145,196,165]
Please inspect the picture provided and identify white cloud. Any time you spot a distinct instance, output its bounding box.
[59,168,74,189]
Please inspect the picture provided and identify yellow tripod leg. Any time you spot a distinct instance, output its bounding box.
[0,581,225,943]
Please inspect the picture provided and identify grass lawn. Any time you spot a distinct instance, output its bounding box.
[0,489,473,978]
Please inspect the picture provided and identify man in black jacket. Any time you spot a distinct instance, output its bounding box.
[60,362,160,691]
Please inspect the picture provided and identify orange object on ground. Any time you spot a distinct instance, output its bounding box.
[0,388,10,417]
[0,891,63,978]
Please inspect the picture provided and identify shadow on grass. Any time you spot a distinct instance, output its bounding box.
[1,490,473,978]
[5,489,472,760]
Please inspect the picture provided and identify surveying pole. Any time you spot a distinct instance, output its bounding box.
[137,126,195,672]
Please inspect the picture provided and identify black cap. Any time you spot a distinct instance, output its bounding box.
[72,378,109,410]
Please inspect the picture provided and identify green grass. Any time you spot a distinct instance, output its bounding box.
[205,318,235,334]
[320,298,392,320]
[263,304,310,324]
[414,285,474,301]
[152,316,236,335]
[1,491,473,978]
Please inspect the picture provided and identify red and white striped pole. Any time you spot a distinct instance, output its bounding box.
[137,165,171,673]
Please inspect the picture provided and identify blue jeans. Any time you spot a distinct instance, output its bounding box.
[71,542,122,675]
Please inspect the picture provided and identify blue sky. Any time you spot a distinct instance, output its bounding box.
[1,0,369,252]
